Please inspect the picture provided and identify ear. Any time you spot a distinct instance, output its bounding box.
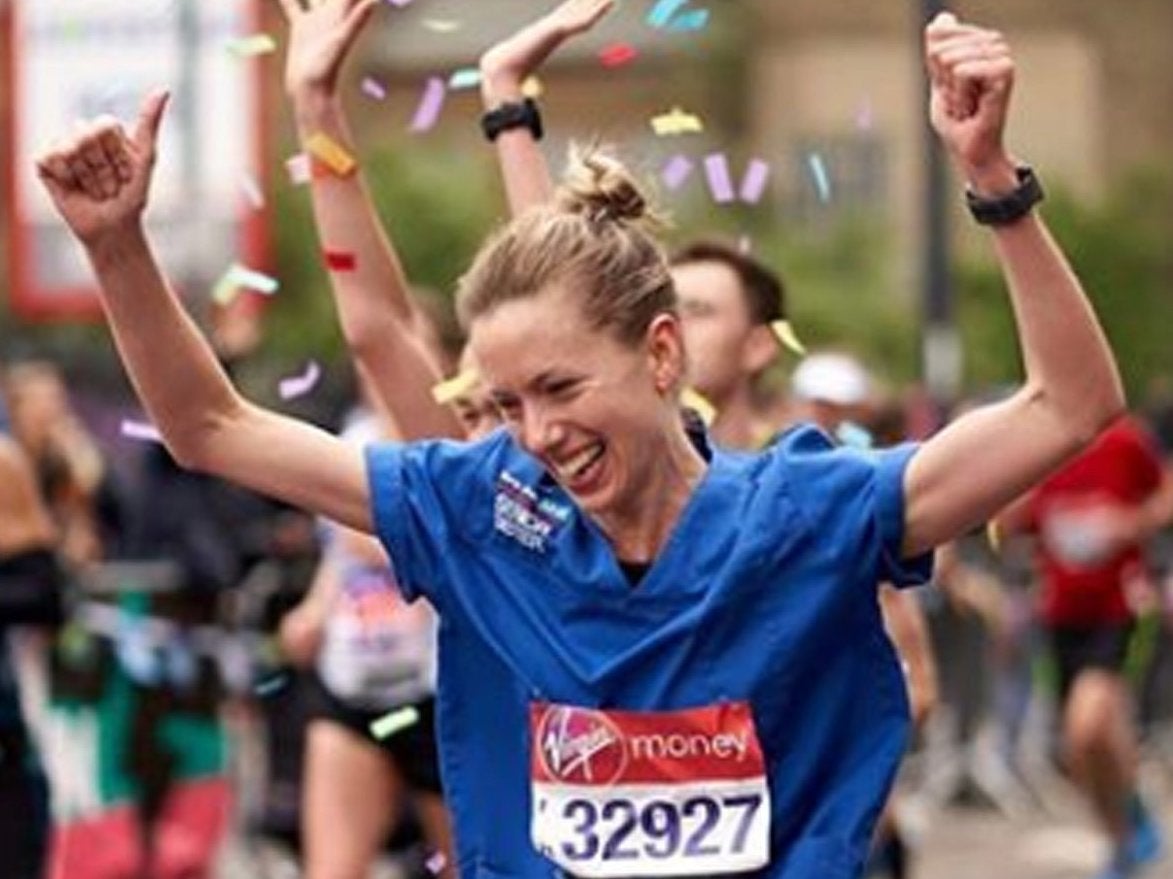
[741,324,781,377]
[645,313,687,395]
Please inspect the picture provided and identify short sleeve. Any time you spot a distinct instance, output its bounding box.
[365,442,432,603]
[873,444,934,588]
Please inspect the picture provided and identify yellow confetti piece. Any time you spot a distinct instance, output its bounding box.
[422,18,461,33]
[986,520,1002,553]
[521,76,544,99]
[305,132,356,177]
[226,34,276,58]
[770,320,806,356]
[431,369,480,405]
[650,107,704,137]
[681,387,717,427]
[370,705,420,740]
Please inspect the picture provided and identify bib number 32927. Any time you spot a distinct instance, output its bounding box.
[530,701,770,877]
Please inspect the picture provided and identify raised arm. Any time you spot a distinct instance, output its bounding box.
[36,93,372,533]
[479,0,616,216]
[902,14,1125,556]
[277,0,460,440]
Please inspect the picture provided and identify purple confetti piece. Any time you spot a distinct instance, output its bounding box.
[661,154,693,191]
[361,76,387,101]
[278,360,322,401]
[121,419,162,443]
[385,0,415,6]
[703,153,735,203]
[855,100,874,132]
[409,76,447,133]
[739,158,771,204]
[426,852,448,875]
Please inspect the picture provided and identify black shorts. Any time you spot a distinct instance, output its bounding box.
[1048,623,1134,707]
[306,674,443,794]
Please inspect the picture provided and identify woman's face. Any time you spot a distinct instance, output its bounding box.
[469,289,683,518]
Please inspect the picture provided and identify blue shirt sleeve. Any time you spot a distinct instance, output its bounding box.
[873,443,934,588]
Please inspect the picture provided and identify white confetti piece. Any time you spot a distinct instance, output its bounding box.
[120,419,162,443]
[807,152,831,202]
[278,361,322,401]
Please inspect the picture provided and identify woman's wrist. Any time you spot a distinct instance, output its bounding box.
[291,85,343,127]
[961,153,1020,198]
[479,68,525,107]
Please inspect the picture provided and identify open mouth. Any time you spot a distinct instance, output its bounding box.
[553,442,606,489]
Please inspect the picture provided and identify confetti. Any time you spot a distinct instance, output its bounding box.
[448,67,482,90]
[254,673,289,698]
[306,132,357,177]
[370,705,421,740]
[240,172,264,208]
[681,387,717,427]
[650,107,703,137]
[739,158,771,204]
[324,250,357,271]
[432,369,479,405]
[120,419,162,443]
[738,235,753,254]
[668,9,710,32]
[599,43,638,68]
[660,154,693,190]
[807,152,831,203]
[361,76,387,101]
[647,0,691,28]
[385,0,415,6]
[770,320,807,356]
[213,263,279,303]
[226,33,276,58]
[703,152,735,203]
[986,520,1002,553]
[422,18,461,33]
[285,153,312,185]
[835,421,873,450]
[521,76,544,98]
[426,852,448,875]
[409,76,447,132]
[278,361,322,401]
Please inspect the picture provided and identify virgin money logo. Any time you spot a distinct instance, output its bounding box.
[537,705,627,785]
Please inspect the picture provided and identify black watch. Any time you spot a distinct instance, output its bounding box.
[965,165,1044,226]
[480,98,544,143]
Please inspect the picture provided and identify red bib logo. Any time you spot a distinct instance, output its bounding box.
[535,705,628,785]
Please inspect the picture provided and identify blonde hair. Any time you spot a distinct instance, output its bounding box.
[456,146,676,345]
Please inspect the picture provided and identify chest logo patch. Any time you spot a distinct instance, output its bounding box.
[493,471,570,553]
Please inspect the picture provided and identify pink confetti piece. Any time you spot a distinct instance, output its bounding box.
[599,43,638,68]
[661,154,693,190]
[361,76,387,101]
[409,76,447,133]
[426,852,448,875]
[703,153,735,203]
[120,419,162,443]
[285,153,311,185]
[240,172,264,208]
[739,158,771,204]
[278,361,322,401]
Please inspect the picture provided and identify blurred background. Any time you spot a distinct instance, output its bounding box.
[1,1,1172,877]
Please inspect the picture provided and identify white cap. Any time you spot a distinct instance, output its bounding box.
[790,353,871,406]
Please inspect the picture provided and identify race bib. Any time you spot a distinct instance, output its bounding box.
[530,701,770,877]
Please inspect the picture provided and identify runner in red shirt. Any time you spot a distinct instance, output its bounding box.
[1002,415,1173,877]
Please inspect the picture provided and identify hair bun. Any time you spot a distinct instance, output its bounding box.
[556,145,656,226]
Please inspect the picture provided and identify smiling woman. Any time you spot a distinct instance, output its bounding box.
[36,5,1124,877]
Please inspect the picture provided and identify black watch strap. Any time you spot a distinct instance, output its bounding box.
[966,165,1044,226]
[481,98,544,143]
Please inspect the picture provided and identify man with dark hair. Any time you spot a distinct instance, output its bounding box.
[670,240,787,449]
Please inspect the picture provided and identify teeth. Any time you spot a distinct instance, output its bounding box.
[558,443,603,481]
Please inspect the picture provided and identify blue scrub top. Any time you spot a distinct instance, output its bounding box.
[367,424,932,879]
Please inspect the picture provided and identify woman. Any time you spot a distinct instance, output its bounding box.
[35,11,1123,877]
